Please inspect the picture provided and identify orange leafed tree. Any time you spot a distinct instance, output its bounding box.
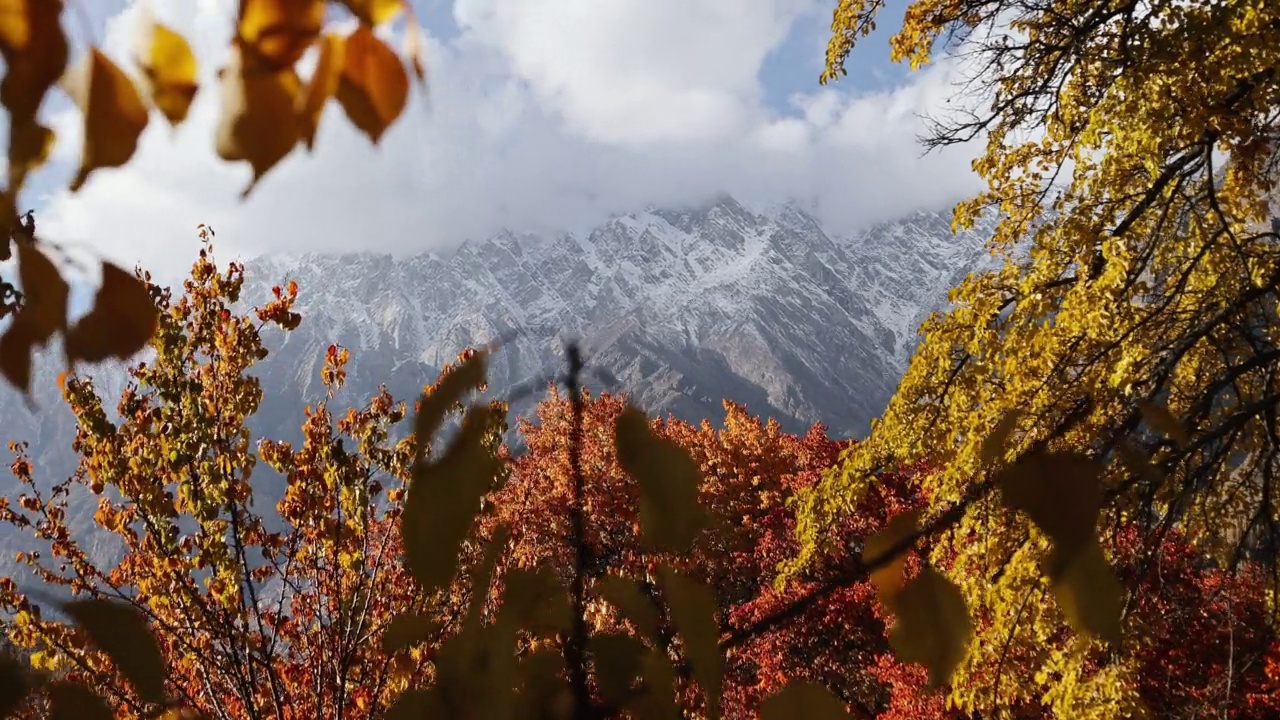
[486,391,1280,719]
[485,390,928,716]
[0,239,505,719]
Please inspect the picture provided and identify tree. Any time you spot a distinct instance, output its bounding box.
[798,0,1280,714]
[0,238,505,719]
[487,390,923,717]
[0,0,428,388]
[484,391,1280,719]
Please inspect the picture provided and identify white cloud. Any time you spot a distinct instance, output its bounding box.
[31,0,986,282]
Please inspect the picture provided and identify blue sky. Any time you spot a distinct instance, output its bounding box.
[17,0,980,280]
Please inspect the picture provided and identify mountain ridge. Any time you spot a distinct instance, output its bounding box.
[0,195,999,573]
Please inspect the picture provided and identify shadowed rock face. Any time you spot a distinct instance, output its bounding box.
[0,195,998,574]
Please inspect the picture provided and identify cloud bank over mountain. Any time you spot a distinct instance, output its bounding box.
[26,0,985,280]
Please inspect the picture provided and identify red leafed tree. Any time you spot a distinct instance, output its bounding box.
[486,390,928,716]
[487,389,1280,719]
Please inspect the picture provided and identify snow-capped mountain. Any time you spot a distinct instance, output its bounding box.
[0,194,998,574]
[239,195,996,444]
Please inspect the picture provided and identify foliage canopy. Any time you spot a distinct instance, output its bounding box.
[801,0,1280,714]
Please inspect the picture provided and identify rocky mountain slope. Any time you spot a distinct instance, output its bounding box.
[0,195,999,573]
[243,195,997,443]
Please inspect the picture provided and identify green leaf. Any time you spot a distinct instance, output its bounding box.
[658,566,723,719]
[636,649,679,720]
[862,509,920,604]
[502,565,572,635]
[381,611,437,653]
[0,653,34,716]
[466,524,510,626]
[592,633,647,704]
[385,687,447,720]
[62,598,167,704]
[980,409,1022,465]
[615,406,707,551]
[886,565,972,689]
[401,403,502,593]
[998,450,1103,556]
[760,681,852,719]
[47,681,113,720]
[1138,399,1190,446]
[414,350,487,456]
[594,574,661,641]
[1044,538,1124,645]
[517,649,570,720]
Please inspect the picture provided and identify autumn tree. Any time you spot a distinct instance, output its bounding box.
[791,0,1280,715]
[0,0,426,347]
[0,237,506,720]
[493,391,1280,719]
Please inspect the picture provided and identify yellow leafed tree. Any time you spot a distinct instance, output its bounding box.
[795,0,1280,716]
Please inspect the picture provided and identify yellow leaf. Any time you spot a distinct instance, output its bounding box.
[0,242,68,393]
[1044,538,1125,645]
[980,409,1022,465]
[759,681,852,719]
[381,611,437,653]
[336,24,409,144]
[862,509,920,604]
[0,0,66,126]
[340,0,404,26]
[401,405,502,593]
[297,33,344,150]
[659,566,723,719]
[615,406,708,552]
[237,0,325,69]
[594,574,661,640]
[886,565,972,689]
[62,598,168,705]
[414,348,486,456]
[65,262,159,365]
[592,633,647,704]
[1138,399,1190,446]
[7,118,53,192]
[215,45,302,197]
[997,450,1103,557]
[135,19,199,125]
[60,48,151,191]
[47,681,113,720]
[0,0,31,52]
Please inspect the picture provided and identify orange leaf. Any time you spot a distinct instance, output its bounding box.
[0,242,68,393]
[7,118,54,191]
[238,0,325,69]
[65,262,159,364]
[296,33,344,150]
[61,48,151,191]
[0,0,66,126]
[336,24,408,144]
[215,45,302,196]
